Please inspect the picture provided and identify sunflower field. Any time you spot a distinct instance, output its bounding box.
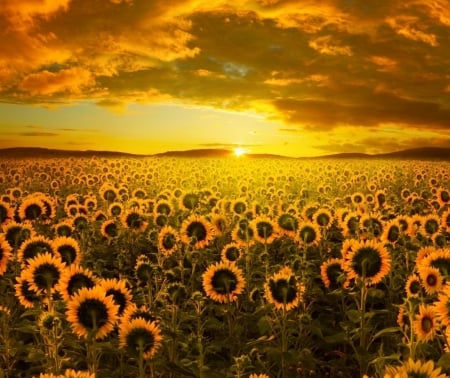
[1,156,450,378]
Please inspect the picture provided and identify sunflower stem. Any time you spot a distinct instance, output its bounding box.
[280,304,288,378]
[138,339,145,378]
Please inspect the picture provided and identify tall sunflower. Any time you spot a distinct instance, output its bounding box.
[344,239,391,286]
[180,215,215,250]
[404,274,421,298]
[202,261,246,303]
[66,286,118,340]
[17,235,55,267]
[0,200,14,225]
[320,258,349,289]
[18,196,45,221]
[297,221,321,246]
[3,220,34,251]
[14,274,41,308]
[120,210,148,233]
[434,283,450,325]
[220,242,243,263]
[276,212,299,238]
[418,266,443,296]
[413,304,438,342]
[119,317,163,360]
[264,266,304,311]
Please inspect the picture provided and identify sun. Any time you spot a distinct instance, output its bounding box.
[233,147,246,157]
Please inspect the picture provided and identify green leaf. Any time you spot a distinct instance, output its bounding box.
[323,332,348,344]
[371,327,401,341]
[346,309,360,323]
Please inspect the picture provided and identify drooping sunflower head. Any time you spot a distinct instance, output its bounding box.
[121,210,148,233]
[135,255,154,283]
[158,225,179,256]
[180,192,200,211]
[276,213,299,237]
[18,235,55,267]
[202,261,246,303]
[297,222,321,246]
[405,274,422,298]
[3,221,34,251]
[166,282,188,305]
[421,214,441,237]
[313,208,333,228]
[66,286,119,340]
[344,239,391,286]
[15,274,41,308]
[381,219,401,244]
[119,317,163,360]
[320,258,349,290]
[52,236,81,266]
[180,215,215,250]
[100,219,119,239]
[220,242,243,263]
[99,278,133,318]
[264,266,303,311]
[251,215,279,244]
[18,196,45,221]
[57,264,98,302]
[22,252,66,295]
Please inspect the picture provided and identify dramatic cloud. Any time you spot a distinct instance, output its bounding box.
[0,0,449,154]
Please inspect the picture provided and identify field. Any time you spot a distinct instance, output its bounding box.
[1,156,450,378]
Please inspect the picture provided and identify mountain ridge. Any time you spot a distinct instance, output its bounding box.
[0,146,449,160]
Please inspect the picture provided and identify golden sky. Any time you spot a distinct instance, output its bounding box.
[1,0,450,157]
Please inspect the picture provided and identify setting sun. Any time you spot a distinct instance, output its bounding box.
[233,147,246,157]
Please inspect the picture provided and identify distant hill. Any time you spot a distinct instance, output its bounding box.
[0,146,450,160]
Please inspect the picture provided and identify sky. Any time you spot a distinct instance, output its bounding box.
[0,0,449,157]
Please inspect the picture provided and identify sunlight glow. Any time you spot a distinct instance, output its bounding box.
[233,147,246,157]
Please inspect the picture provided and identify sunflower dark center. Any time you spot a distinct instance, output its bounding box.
[268,277,297,304]
[316,213,330,227]
[299,226,317,244]
[57,225,72,237]
[421,316,433,333]
[33,263,60,290]
[126,213,144,229]
[136,263,153,282]
[155,214,167,227]
[351,247,383,278]
[162,233,176,250]
[106,289,127,315]
[347,217,359,233]
[256,221,274,239]
[326,263,343,289]
[424,219,439,235]
[68,274,96,296]
[58,245,77,264]
[77,299,109,330]
[235,227,253,242]
[211,269,238,294]
[233,202,246,214]
[125,327,155,356]
[110,206,122,216]
[363,218,383,237]
[73,217,88,230]
[182,194,199,210]
[426,273,438,287]
[409,280,421,294]
[24,204,42,220]
[225,247,240,261]
[441,191,450,202]
[23,242,53,262]
[156,203,171,215]
[104,223,118,237]
[186,221,207,242]
[387,226,400,242]
[103,190,117,202]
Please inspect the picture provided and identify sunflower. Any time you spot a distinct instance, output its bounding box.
[57,264,98,302]
[210,214,227,236]
[297,221,321,246]
[265,266,303,311]
[250,215,279,244]
[418,266,443,296]
[397,305,409,330]
[14,274,41,308]
[231,220,255,246]
[52,236,81,265]
[249,375,270,378]
[434,283,450,325]
[100,219,119,239]
[351,192,365,207]
[404,274,421,298]
[22,252,65,295]
[155,200,173,216]
[437,187,450,208]
[134,255,154,283]
[38,369,95,378]
[340,211,361,238]
[276,212,299,237]
[3,220,34,251]
[180,192,200,211]
[100,185,118,203]
[381,219,401,244]
[413,304,438,342]
[18,196,45,221]
[415,246,437,266]
[313,208,333,229]
[230,198,248,216]
[202,261,246,303]
[360,214,384,239]
[440,209,450,233]
[92,210,107,223]
[17,235,55,267]
[108,202,123,218]
[0,236,12,275]
[119,317,163,360]
[320,258,349,289]
[421,214,442,238]
[99,278,133,318]
[121,303,158,325]
[120,210,148,233]
[344,239,391,286]
[421,248,450,277]
[0,200,14,225]
[180,215,215,250]
[384,358,447,378]
[53,219,74,237]
[158,225,179,256]
[220,242,243,263]
[66,286,118,340]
